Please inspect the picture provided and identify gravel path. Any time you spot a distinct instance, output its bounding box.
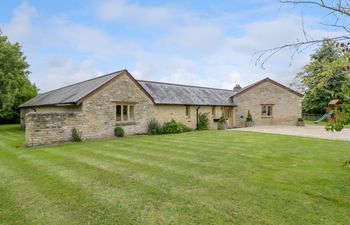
[231,125,350,141]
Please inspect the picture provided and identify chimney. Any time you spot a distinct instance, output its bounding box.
[233,84,242,92]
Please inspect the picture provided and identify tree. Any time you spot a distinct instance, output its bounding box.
[0,32,37,123]
[295,40,349,114]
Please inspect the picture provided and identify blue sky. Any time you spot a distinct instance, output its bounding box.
[0,0,339,92]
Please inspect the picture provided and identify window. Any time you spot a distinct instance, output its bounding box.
[261,105,273,117]
[186,106,191,117]
[116,105,135,122]
[212,106,216,117]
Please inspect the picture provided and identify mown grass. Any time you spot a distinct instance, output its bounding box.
[0,124,350,225]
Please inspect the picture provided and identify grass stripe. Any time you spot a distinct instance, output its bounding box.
[0,150,139,225]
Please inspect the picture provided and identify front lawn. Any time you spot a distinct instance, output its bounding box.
[0,124,350,225]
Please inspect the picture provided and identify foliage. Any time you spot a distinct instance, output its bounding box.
[198,112,209,130]
[114,127,125,137]
[147,119,162,135]
[218,115,226,124]
[71,128,82,142]
[177,123,192,132]
[326,104,350,131]
[322,43,350,131]
[148,119,191,135]
[294,40,349,114]
[162,119,184,134]
[246,111,253,122]
[297,118,304,122]
[0,32,37,123]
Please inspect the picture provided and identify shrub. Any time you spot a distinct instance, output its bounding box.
[178,122,192,132]
[198,112,209,130]
[114,127,125,137]
[71,128,82,142]
[162,119,182,134]
[147,119,192,135]
[246,111,253,122]
[147,119,162,135]
[298,118,304,122]
[218,115,226,124]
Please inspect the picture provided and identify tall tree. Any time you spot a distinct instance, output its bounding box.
[295,40,349,114]
[0,32,37,123]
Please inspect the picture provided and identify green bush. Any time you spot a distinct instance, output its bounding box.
[178,122,192,132]
[298,118,304,122]
[114,127,125,137]
[198,112,209,130]
[162,119,182,134]
[246,111,253,122]
[147,119,192,135]
[147,119,162,135]
[71,128,82,142]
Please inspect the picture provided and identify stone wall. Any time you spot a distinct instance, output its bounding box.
[25,112,83,147]
[234,81,302,127]
[155,105,227,130]
[20,105,81,130]
[81,73,155,139]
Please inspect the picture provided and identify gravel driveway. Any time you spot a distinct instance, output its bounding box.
[231,125,350,141]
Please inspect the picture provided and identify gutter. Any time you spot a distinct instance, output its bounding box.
[196,106,201,130]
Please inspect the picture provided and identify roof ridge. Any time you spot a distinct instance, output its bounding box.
[38,69,126,95]
[137,79,233,92]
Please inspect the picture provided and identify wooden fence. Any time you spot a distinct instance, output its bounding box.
[302,113,323,121]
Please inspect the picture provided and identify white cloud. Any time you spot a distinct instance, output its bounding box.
[95,0,177,26]
[34,58,100,92]
[1,1,341,93]
[2,2,40,48]
[162,24,224,51]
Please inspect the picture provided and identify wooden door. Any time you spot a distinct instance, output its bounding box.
[224,107,234,128]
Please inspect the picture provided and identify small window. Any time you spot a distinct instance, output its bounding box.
[186,106,191,117]
[116,105,122,121]
[261,105,273,117]
[116,104,135,122]
[122,105,128,121]
[212,106,216,117]
[129,105,134,121]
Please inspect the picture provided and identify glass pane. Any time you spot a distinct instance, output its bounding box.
[116,105,121,121]
[186,106,190,116]
[268,106,272,116]
[122,105,128,121]
[129,105,134,121]
[261,106,266,115]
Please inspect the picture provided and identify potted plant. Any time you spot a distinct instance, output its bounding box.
[296,118,305,126]
[245,111,254,127]
[217,115,227,130]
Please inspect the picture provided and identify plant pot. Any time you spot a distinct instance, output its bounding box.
[245,121,254,127]
[217,122,227,130]
[296,121,305,126]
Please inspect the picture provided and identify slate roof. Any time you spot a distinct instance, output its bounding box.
[19,70,124,108]
[138,80,235,106]
[232,77,303,97]
[21,70,301,108]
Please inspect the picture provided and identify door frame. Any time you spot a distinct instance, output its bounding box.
[224,107,234,128]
